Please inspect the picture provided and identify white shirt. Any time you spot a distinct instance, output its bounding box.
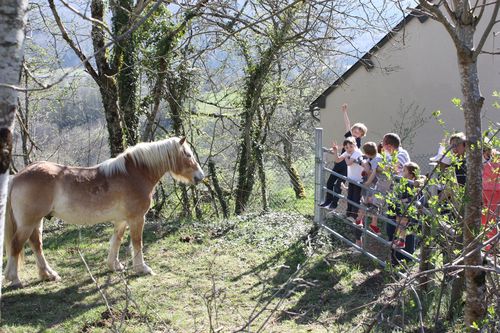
[386,147,411,176]
[341,149,364,182]
[369,154,383,171]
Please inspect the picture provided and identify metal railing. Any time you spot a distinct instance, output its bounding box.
[314,127,421,266]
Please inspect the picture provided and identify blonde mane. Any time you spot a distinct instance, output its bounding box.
[98,138,181,178]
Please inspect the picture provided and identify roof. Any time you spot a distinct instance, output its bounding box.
[309,8,429,111]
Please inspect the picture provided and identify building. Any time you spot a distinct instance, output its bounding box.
[310,7,500,170]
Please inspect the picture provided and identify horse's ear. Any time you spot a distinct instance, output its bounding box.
[179,137,186,145]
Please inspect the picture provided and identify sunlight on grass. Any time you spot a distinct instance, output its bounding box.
[1,212,397,332]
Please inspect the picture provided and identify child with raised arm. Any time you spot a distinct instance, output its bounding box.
[320,103,367,210]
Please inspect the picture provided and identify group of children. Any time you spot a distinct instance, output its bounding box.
[320,104,432,253]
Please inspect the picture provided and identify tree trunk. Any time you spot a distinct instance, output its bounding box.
[234,110,257,215]
[457,51,486,330]
[113,0,138,146]
[0,0,28,298]
[255,143,268,212]
[233,7,296,215]
[180,186,192,218]
[19,67,32,166]
[142,59,167,142]
[192,187,202,220]
[91,0,125,156]
[418,217,431,286]
[208,159,229,218]
[280,138,306,199]
[98,76,125,157]
[234,61,268,215]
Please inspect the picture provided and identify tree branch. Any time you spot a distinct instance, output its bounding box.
[417,1,463,51]
[473,0,500,60]
[47,0,99,81]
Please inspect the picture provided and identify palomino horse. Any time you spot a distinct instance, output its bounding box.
[4,137,204,287]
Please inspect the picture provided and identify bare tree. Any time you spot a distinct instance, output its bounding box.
[408,1,500,328]
[0,0,28,298]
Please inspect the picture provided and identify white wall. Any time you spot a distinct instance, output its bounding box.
[319,13,500,170]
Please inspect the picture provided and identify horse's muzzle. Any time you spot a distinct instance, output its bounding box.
[194,171,205,184]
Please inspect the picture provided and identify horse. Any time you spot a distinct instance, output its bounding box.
[4,136,204,287]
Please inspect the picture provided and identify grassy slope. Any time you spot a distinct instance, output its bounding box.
[1,210,401,333]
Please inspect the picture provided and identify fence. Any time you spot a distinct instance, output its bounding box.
[314,127,500,272]
[315,127,432,270]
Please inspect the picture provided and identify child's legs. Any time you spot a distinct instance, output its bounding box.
[395,216,408,238]
[324,173,338,203]
[386,216,397,242]
[346,184,362,218]
[357,207,366,221]
[394,234,417,262]
[365,196,378,226]
[331,178,344,207]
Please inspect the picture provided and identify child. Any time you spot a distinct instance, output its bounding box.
[354,142,383,235]
[382,133,411,176]
[331,137,364,233]
[392,162,425,249]
[320,103,367,210]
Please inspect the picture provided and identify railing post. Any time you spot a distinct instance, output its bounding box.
[314,128,324,225]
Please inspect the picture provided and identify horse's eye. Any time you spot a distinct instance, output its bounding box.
[184,151,192,158]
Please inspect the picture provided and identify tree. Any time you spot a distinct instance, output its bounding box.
[0,0,28,299]
[410,1,499,329]
[47,0,155,155]
[228,1,337,214]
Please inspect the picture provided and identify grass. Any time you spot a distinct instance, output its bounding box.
[1,207,445,332]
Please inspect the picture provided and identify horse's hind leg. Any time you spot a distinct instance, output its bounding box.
[107,221,127,271]
[29,220,60,282]
[4,225,34,287]
[128,216,154,275]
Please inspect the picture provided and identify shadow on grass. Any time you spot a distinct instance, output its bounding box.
[231,224,387,327]
[41,218,182,256]
[42,223,113,250]
[0,272,114,329]
[277,251,386,326]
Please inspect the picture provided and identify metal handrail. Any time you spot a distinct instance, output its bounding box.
[315,128,422,264]
[321,166,421,262]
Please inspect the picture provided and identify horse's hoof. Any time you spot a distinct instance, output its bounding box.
[9,280,23,289]
[40,270,61,282]
[108,261,124,272]
[133,264,155,275]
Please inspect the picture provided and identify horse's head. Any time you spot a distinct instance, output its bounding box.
[170,137,205,185]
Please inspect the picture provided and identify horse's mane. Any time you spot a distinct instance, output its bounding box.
[98,138,181,178]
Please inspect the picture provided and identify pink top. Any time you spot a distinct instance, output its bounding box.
[483,160,500,192]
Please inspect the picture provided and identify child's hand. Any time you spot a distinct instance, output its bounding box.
[331,141,339,152]
[341,103,348,113]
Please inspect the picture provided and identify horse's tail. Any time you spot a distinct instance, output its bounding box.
[4,176,23,266]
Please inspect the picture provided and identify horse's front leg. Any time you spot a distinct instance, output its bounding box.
[128,216,154,275]
[107,221,127,271]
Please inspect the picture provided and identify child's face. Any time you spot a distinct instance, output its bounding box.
[483,149,492,161]
[352,128,363,138]
[402,167,414,179]
[345,143,356,154]
[451,140,466,156]
[383,142,394,154]
[365,152,376,159]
